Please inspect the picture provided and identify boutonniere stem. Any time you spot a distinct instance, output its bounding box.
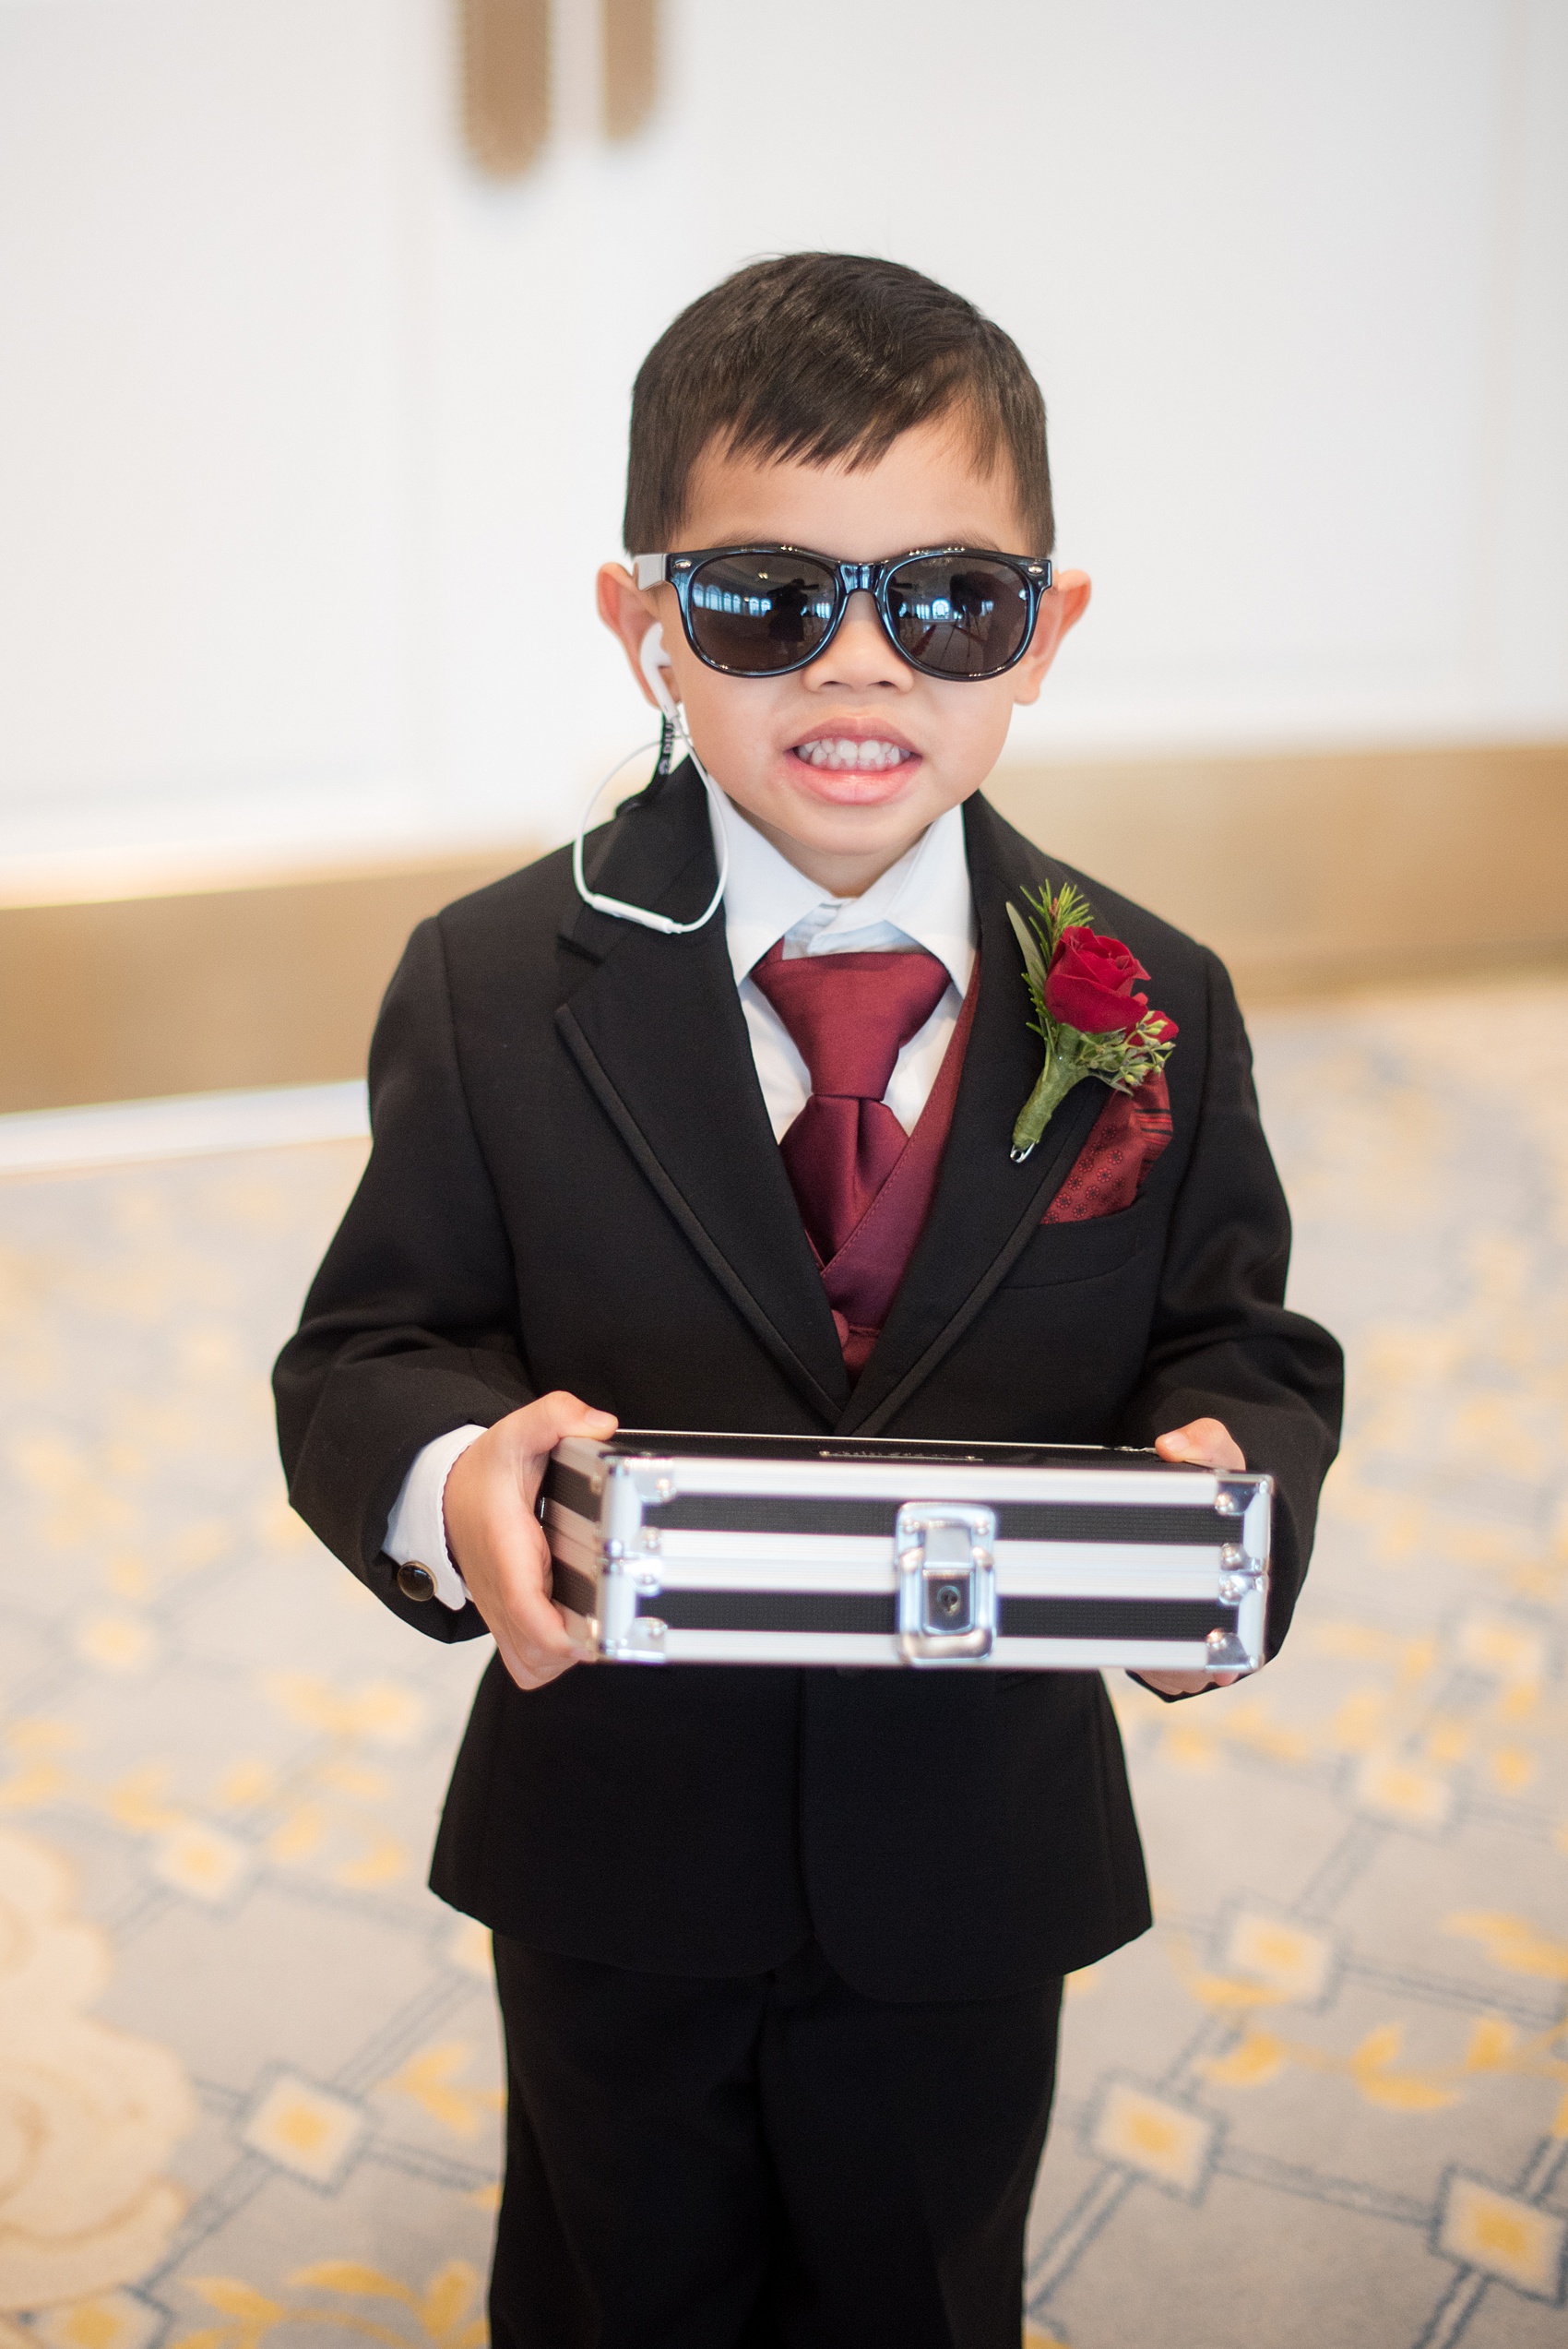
[1007,883,1178,1163]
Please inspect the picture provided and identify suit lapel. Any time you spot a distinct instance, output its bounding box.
[837,793,1103,1436]
[556,767,849,1424]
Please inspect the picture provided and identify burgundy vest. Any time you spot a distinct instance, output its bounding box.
[794,973,1172,1374]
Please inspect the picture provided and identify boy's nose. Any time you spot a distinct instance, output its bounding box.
[804,589,912,690]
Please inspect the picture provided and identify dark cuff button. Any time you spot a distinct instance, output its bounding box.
[397,1561,436,1603]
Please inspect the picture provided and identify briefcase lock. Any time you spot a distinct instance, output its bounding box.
[895,1505,997,1664]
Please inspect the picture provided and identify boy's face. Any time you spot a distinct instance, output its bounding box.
[598,414,1090,896]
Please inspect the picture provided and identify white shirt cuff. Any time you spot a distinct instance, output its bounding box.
[384,1425,487,1610]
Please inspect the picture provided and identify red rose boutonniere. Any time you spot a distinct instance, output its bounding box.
[1006,882,1178,1162]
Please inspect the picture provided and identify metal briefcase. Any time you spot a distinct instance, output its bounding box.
[542,1431,1271,1673]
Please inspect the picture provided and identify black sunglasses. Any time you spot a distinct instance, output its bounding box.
[633,544,1053,683]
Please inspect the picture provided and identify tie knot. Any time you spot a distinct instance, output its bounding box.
[752,943,951,1103]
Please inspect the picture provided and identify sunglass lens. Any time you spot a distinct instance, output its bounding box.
[885,557,1031,678]
[685,554,838,674]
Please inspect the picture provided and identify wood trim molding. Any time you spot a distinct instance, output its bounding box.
[985,740,1568,1000]
[1,742,1563,1115]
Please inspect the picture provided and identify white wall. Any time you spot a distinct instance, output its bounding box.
[1,0,1564,894]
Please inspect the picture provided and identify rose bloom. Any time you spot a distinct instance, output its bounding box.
[1046,926,1162,1035]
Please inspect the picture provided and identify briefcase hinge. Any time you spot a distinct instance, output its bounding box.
[599,1461,647,1560]
[895,1504,997,1664]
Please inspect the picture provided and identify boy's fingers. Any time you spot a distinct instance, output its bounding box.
[1133,1666,1244,1695]
[501,1571,576,1648]
[1154,1418,1245,1472]
[499,1392,620,1512]
[1144,1425,1251,1698]
[446,1413,607,1694]
[485,1515,566,1617]
[491,1517,594,1646]
[513,1584,588,1663]
[452,1394,606,1687]
[513,1390,618,1461]
[489,1569,589,1689]
[493,1624,581,1691]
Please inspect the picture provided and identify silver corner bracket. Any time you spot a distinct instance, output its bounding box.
[896,1503,997,1664]
[592,1456,671,1661]
[602,1614,667,1663]
[1212,1473,1273,1673]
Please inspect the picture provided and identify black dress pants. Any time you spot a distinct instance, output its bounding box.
[490,1934,1063,2349]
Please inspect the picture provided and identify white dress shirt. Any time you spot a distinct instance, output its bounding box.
[384,792,978,1607]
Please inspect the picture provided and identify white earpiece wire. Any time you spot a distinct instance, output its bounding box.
[571,714,731,937]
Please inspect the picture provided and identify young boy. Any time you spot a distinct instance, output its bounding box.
[275,253,1341,2348]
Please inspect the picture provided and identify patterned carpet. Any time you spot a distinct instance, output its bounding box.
[1,978,1565,2349]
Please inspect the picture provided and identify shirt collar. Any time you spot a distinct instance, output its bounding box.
[710,793,977,999]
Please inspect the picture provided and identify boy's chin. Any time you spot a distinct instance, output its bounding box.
[719,757,977,884]
[752,783,932,858]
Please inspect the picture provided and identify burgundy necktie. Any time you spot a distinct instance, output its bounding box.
[751,941,952,1265]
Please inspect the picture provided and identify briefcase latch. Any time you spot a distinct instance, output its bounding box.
[895,1505,997,1664]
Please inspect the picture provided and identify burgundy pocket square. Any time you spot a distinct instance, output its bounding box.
[1043,1071,1172,1224]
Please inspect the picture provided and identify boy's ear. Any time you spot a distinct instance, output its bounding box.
[597,562,668,711]
[1010,568,1091,707]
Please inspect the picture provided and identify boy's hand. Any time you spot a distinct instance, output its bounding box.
[443,1392,618,1691]
[1134,1418,1249,1698]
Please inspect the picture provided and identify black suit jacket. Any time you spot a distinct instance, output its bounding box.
[274,770,1342,2000]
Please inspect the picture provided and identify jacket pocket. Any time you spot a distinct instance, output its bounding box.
[1005,1200,1149,1287]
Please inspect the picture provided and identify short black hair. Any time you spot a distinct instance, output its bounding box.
[624,253,1053,555]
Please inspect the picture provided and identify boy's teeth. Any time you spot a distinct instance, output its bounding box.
[797,738,909,771]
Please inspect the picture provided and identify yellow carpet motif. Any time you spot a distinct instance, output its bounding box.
[1,978,1564,2347]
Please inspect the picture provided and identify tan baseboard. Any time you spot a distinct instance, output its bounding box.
[0,850,527,1114]
[2,741,1564,1114]
[987,740,1568,1002]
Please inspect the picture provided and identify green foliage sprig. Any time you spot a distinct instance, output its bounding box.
[1007,884,1177,1163]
